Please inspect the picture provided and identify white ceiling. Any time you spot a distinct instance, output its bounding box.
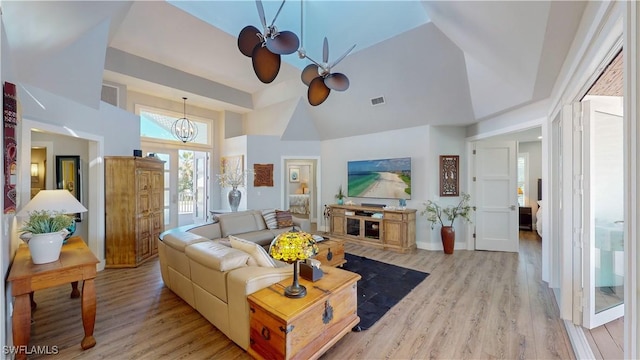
[1,1,587,140]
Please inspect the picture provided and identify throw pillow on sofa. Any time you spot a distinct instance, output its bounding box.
[275,210,294,228]
[229,235,277,268]
[261,209,278,230]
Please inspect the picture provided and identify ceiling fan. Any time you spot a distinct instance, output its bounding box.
[300,37,356,106]
[237,0,300,84]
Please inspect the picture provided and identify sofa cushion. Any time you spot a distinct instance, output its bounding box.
[185,241,250,272]
[163,231,210,252]
[275,210,294,228]
[218,210,267,237]
[229,230,276,247]
[261,209,278,230]
[187,223,222,240]
[229,235,277,268]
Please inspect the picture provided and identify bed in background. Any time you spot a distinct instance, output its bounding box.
[289,194,310,215]
[536,178,542,237]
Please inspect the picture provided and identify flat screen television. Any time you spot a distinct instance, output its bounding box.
[347,157,411,199]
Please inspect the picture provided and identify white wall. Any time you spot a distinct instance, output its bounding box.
[428,126,469,249]
[321,125,467,250]
[31,132,90,241]
[219,136,248,211]
[246,135,321,212]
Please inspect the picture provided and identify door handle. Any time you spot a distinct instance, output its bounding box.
[510,205,517,210]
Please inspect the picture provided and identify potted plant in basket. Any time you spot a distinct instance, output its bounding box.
[335,185,346,205]
[19,210,74,264]
[421,193,472,254]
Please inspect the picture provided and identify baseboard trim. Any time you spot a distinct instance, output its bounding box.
[564,319,595,359]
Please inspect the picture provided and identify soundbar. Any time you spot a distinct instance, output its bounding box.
[361,203,385,208]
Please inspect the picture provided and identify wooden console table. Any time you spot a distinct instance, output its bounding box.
[247,266,360,360]
[329,204,416,253]
[7,237,99,360]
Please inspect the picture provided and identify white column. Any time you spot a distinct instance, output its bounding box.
[624,1,639,358]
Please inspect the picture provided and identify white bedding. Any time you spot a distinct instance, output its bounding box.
[289,194,310,214]
[536,200,542,237]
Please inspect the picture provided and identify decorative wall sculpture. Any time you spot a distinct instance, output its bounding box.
[3,82,17,214]
[439,155,459,197]
[254,163,274,187]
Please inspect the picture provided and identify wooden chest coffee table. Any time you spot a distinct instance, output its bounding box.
[247,266,360,360]
[313,238,345,267]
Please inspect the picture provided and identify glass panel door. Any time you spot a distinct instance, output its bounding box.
[193,151,209,224]
[582,98,625,329]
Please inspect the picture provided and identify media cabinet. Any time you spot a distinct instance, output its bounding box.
[329,204,416,253]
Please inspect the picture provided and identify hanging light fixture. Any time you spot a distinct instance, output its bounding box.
[171,97,198,143]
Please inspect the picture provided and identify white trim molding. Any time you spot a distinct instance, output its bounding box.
[624,1,639,358]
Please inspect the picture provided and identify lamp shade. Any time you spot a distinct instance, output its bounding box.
[269,229,318,298]
[17,189,87,217]
[269,229,318,263]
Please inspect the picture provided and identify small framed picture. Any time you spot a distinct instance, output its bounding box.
[289,167,300,183]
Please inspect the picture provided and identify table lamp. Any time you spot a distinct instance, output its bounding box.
[18,189,87,237]
[269,228,318,298]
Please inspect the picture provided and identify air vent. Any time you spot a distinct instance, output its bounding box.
[101,84,119,107]
[370,96,385,106]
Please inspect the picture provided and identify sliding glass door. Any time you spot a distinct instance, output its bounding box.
[581,98,624,329]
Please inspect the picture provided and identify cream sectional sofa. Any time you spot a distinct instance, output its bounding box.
[157,210,309,350]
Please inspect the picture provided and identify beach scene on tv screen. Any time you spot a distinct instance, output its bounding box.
[347,157,411,199]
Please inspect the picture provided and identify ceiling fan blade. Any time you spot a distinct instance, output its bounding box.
[324,73,350,91]
[329,44,356,69]
[308,77,331,106]
[255,0,267,29]
[322,37,329,64]
[238,25,262,57]
[301,64,319,86]
[252,44,281,83]
[265,31,300,55]
[270,0,286,26]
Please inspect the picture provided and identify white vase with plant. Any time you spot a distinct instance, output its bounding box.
[421,193,472,254]
[19,210,73,264]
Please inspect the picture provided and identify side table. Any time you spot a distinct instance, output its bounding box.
[247,266,360,360]
[7,237,99,360]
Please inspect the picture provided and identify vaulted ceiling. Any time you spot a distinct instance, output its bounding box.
[1,1,587,140]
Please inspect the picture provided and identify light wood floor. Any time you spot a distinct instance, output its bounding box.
[26,231,574,359]
[584,317,624,359]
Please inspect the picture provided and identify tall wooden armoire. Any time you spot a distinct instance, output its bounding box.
[105,156,165,267]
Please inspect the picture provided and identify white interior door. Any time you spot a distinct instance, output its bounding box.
[475,140,519,252]
[581,99,625,329]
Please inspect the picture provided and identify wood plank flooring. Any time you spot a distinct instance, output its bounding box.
[25,231,574,359]
[584,317,624,359]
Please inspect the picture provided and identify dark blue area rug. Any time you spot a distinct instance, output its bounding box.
[342,253,429,331]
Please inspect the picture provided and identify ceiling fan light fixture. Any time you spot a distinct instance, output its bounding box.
[237,0,299,83]
[171,97,198,143]
[301,64,319,86]
[252,45,281,83]
[308,77,331,106]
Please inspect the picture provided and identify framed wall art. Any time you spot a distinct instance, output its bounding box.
[439,155,459,197]
[254,164,274,187]
[289,167,300,183]
[221,155,244,175]
[56,155,82,221]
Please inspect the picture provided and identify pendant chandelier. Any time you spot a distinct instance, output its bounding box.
[171,97,198,143]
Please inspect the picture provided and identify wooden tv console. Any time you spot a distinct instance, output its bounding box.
[329,204,416,253]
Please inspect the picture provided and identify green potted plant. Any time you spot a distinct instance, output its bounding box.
[421,193,472,254]
[335,185,346,205]
[19,210,74,264]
